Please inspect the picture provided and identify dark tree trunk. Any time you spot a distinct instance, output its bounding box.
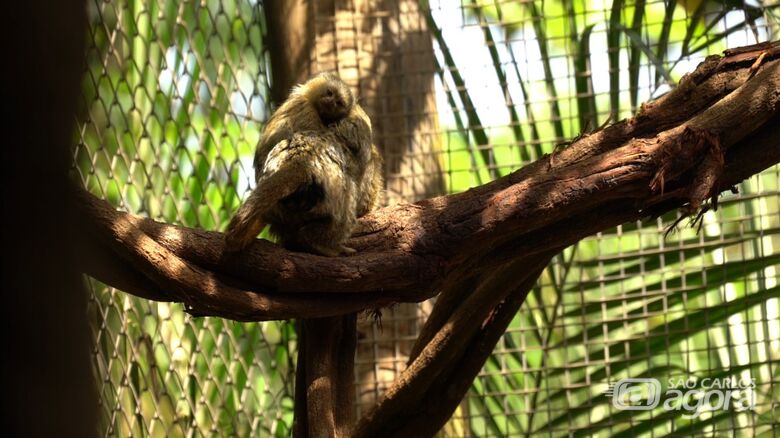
[293,316,358,438]
[3,1,97,437]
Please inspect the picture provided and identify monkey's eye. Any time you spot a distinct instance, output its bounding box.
[326,89,335,97]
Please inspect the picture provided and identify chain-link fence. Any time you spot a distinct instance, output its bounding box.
[76,0,779,436]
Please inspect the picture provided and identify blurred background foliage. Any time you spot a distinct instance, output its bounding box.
[75,0,779,436]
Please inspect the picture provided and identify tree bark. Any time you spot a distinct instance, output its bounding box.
[73,42,780,436]
[293,315,357,438]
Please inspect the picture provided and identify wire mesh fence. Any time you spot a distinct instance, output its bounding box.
[76,0,779,436]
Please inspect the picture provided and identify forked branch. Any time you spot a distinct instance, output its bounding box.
[75,45,780,322]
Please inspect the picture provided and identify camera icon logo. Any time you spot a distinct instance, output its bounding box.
[606,378,662,410]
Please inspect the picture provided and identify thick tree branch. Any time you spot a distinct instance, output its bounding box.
[75,44,780,321]
[74,186,405,321]
[350,46,780,435]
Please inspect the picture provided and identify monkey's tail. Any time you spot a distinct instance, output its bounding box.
[224,161,310,252]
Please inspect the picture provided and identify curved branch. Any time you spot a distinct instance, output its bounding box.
[74,187,401,321]
[75,45,780,322]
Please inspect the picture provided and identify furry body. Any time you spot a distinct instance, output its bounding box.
[225,74,382,256]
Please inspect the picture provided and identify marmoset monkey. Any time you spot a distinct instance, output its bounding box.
[224,73,383,256]
[253,73,355,172]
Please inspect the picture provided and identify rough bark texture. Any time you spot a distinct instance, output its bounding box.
[293,315,358,438]
[73,42,780,436]
[4,1,97,437]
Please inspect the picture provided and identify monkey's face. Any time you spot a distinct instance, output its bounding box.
[312,81,353,124]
